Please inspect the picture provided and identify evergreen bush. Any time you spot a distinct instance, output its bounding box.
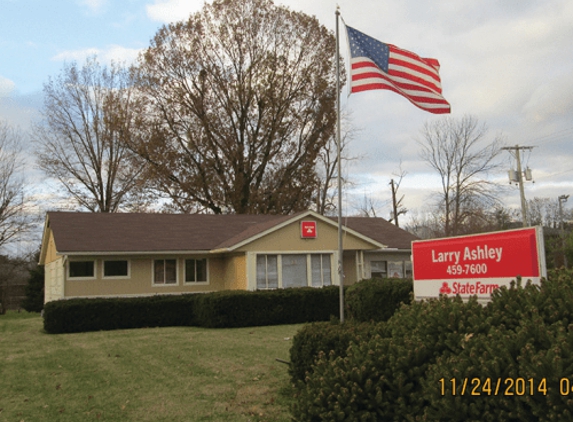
[345,278,412,322]
[288,320,382,384]
[21,264,45,313]
[43,294,199,333]
[194,286,339,328]
[291,269,573,421]
[43,285,340,333]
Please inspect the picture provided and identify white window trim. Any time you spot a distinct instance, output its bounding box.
[310,253,332,287]
[183,258,210,285]
[152,258,179,287]
[251,251,337,290]
[67,259,97,280]
[102,259,131,280]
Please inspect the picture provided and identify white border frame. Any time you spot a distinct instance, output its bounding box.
[67,259,97,281]
[248,250,338,290]
[151,258,179,287]
[183,258,210,286]
[102,259,131,280]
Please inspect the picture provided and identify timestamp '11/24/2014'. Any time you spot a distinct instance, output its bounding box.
[439,378,573,396]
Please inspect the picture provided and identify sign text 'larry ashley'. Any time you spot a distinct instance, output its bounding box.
[412,227,546,302]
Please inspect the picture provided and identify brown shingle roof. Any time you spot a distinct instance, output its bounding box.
[46,211,417,254]
[330,216,419,249]
[47,212,285,253]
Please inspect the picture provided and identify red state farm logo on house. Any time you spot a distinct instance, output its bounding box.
[300,221,317,238]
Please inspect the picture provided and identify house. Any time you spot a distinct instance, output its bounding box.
[39,210,418,303]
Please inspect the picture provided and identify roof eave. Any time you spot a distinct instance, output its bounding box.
[223,210,386,251]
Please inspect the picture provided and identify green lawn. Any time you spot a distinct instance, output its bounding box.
[0,311,300,421]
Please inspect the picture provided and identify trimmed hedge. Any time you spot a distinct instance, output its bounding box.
[288,320,383,384]
[291,270,573,421]
[345,278,412,322]
[43,286,340,334]
[43,294,199,334]
[195,286,340,328]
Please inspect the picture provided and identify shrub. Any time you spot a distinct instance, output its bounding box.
[21,264,45,313]
[288,320,382,384]
[43,294,199,334]
[292,295,486,421]
[291,269,573,422]
[195,286,340,328]
[345,278,412,322]
[43,285,341,333]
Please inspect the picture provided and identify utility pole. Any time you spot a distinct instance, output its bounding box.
[503,145,535,227]
[559,194,569,268]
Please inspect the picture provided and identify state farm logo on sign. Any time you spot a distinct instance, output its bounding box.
[301,221,317,238]
[439,281,499,296]
[439,282,452,295]
[412,227,546,303]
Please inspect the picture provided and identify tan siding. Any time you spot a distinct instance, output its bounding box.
[63,255,226,299]
[44,229,59,264]
[44,258,65,303]
[222,254,247,290]
[236,219,376,252]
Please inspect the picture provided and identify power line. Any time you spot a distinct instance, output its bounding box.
[523,126,573,146]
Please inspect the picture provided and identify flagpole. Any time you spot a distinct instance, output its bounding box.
[335,7,344,323]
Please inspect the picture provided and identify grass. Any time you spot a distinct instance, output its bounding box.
[0,311,300,421]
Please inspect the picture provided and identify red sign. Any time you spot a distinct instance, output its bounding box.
[301,221,317,238]
[412,227,546,302]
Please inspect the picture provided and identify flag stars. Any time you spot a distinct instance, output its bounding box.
[346,26,389,72]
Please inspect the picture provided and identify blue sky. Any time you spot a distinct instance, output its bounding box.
[1,0,573,230]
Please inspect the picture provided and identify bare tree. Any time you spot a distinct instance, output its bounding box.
[527,197,566,228]
[353,193,386,218]
[35,57,150,213]
[129,0,339,214]
[417,115,504,236]
[0,121,33,250]
[389,163,408,226]
[314,111,359,216]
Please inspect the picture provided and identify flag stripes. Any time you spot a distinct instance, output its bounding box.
[346,25,451,114]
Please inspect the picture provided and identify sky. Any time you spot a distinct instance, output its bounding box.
[1,0,573,238]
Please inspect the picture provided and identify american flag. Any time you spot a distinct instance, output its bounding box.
[345,25,451,114]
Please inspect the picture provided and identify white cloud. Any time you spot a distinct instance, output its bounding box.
[51,45,142,66]
[0,75,16,97]
[146,0,205,23]
[523,73,573,123]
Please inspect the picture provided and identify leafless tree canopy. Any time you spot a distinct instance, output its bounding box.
[314,111,358,216]
[0,121,32,249]
[417,115,504,236]
[35,57,149,213]
[130,0,339,214]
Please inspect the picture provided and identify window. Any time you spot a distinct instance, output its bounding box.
[257,255,278,289]
[404,261,413,278]
[103,260,129,278]
[282,254,307,288]
[370,261,387,279]
[185,259,207,283]
[256,253,333,289]
[311,254,331,287]
[370,260,412,279]
[154,259,177,285]
[388,261,404,278]
[69,261,95,278]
